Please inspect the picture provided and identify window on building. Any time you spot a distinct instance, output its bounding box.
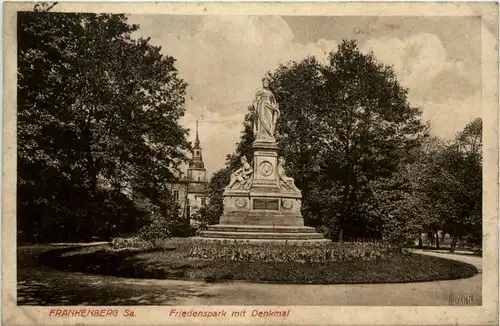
[201,197,206,206]
[196,150,200,156]
[197,176,201,182]
[173,190,180,201]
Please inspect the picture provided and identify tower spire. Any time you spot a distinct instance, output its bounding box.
[194,120,200,149]
[188,119,205,177]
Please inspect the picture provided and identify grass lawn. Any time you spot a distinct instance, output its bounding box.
[37,239,478,284]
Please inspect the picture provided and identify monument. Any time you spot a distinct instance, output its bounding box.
[199,75,327,241]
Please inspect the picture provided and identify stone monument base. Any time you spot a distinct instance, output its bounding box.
[197,189,327,242]
[197,140,326,242]
[218,190,305,227]
[198,224,328,241]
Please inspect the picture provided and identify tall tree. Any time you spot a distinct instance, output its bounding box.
[427,118,482,250]
[270,40,428,238]
[18,10,189,242]
[366,138,443,250]
[410,137,448,248]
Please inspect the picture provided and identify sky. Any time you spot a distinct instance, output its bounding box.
[128,14,486,177]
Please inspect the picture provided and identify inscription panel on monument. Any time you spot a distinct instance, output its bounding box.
[253,199,279,210]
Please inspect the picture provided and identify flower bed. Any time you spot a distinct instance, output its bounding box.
[110,236,187,251]
[109,237,393,263]
[38,240,479,284]
[187,240,392,262]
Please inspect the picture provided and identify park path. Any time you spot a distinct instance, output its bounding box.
[176,249,482,306]
[17,246,481,306]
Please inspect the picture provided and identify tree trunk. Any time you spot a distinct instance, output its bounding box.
[427,231,433,246]
[83,156,97,243]
[83,113,96,243]
[450,237,457,253]
[435,230,440,249]
[183,183,190,235]
[82,222,94,242]
[450,225,457,253]
[418,233,423,249]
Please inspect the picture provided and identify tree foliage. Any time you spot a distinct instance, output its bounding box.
[373,119,482,250]
[225,105,256,171]
[194,168,231,227]
[426,119,482,248]
[269,40,428,238]
[18,10,189,242]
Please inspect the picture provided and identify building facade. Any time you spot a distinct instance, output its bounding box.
[170,121,208,222]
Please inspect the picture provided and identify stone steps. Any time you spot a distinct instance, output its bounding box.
[199,230,325,240]
[206,224,317,233]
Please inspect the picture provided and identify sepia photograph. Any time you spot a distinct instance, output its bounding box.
[2,1,498,325]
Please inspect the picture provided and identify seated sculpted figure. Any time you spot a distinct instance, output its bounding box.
[277,157,299,192]
[226,156,253,190]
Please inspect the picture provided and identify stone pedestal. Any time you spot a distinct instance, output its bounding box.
[198,141,327,242]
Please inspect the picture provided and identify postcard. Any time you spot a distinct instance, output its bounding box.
[3,1,498,325]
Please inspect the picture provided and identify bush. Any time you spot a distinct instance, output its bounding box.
[110,236,190,250]
[137,220,170,239]
[166,218,198,237]
[135,215,198,242]
[187,240,391,263]
[110,236,152,250]
[108,217,187,251]
[190,206,219,230]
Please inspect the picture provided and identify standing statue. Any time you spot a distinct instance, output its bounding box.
[253,75,280,141]
[277,157,299,192]
[226,156,253,190]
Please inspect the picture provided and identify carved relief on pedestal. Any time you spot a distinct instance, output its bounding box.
[277,156,300,192]
[259,161,273,177]
[225,155,253,190]
[234,198,247,208]
[281,199,293,210]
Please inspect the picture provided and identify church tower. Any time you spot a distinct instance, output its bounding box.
[187,120,207,183]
